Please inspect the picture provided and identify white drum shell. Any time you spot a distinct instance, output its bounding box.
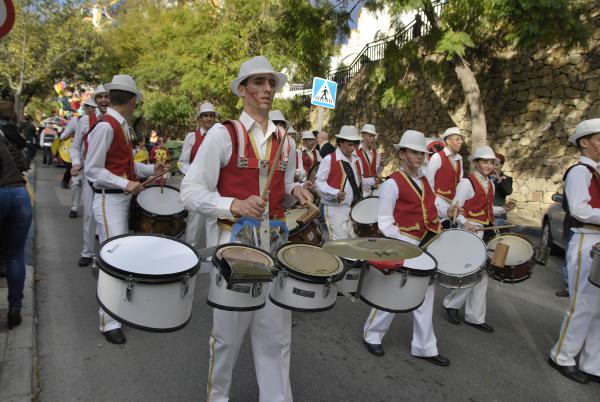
[207,267,268,311]
[359,267,431,313]
[269,271,337,312]
[97,270,197,331]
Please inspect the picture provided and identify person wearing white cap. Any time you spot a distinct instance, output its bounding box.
[298,130,321,182]
[442,144,513,333]
[426,127,464,227]
[315,125,368,240]
[70,85,109,267]
[180,56,312,402]
[85,75,167,345]
[362,129,450,366]
[548,118,600,384]
[178,102,218,250]
[356,123,383,196]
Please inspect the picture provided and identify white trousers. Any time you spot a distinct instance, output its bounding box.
[323,204,355,240]
[184,211,207,249]
[70,174,82,212]
[80,172,100,258]
[363,284,438,357]
[207,229,293,402]
[442,226,488,324]
[550,232,600,375]
[93,191,131,332]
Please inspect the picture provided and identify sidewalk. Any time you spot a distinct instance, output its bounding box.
[0,165,36,402]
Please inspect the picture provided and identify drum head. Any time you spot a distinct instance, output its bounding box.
[350,197,380,224]
[99,234,199,278]
[403,251,437,271]
[277,243,344,278]
[285,208,308,231]
[136,185,184,215]
[215,245,274,269]
[426,229,486,275]
[486,235,534,266]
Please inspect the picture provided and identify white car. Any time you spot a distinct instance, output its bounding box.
[541,193,566,254]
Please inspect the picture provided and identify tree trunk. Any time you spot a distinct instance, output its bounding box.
[454,58,487,151]
[14,88,25,123]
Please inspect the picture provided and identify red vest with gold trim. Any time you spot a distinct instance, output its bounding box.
[326,151,362,190]
[83,112,98,160]
[217,120,288,219]
[190,131,205,163]
[434,150,461,202]
[102,114,136,181]
[357,146,378,177]
[390,170,440,240]
[463,173,494,225]
[302,149,319,173]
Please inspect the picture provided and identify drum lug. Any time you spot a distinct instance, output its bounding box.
[181,273,190,298]
[215,272,223,288]
[399,271,408,288]
[428,275,435,286]
[252,282,263,297]
[279,271,288,289]
[323,283,331,298]
[91,257,98,280]
[126,277,134,302]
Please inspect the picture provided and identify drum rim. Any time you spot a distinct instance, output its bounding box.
[275,242,344,283]
[97,233,200,282]
[213,243,275,267]
[427,228,487,275]
[350,196,380,224]
[369,249,438,275]
[135,185,187,217]
[359,294,424,313]
[268,295,336,312]
[285,208,312,234]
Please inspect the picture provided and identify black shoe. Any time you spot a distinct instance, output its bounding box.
[69,210,78,218]
[548,357,588,384]
[555,290,569,297]
[465,321,494,333]
[582,370,600,383]
[103,328,126,345]
[413,354,450,367]
[78,257,93,267]
[7,308,22,329]
[444,307,461,325]
[364,341,385,357]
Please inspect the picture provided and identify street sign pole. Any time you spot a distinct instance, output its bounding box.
[316,108,324,131]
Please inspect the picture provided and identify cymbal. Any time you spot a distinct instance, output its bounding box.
[322,237,423,261]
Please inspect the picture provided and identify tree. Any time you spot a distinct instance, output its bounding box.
[364,0,591,149]
[0,0,110,120]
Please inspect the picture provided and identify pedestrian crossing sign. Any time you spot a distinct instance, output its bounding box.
[311,77,337,109]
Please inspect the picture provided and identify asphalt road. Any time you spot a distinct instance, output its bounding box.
[34,166,599,401]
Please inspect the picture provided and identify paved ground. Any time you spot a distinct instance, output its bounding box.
[31,165,600,401]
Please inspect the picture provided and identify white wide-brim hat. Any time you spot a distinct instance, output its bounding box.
[83,98,97,108]
[287,126,297,134]
[468,145,497,161]
[569,118,600,144]
[393,130,428,153]
[302,130,315,140]
[335,125,361,142]
[196,102,217,117]
[441,126,462,140]
[230,56,287,97]
[104,75,143,102]
[269,110,286,123]
[361,123,378,136]
[93,85,108,98]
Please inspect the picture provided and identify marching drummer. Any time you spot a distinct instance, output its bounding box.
[180,56,312,402]
[426,127,464,228]
[85,75,167,345]
[356,123,382,197]
[362,130,450,366]
[298,130,321,187]
[548,118,600,384]
[178,102,218,249]
[442,145,512,333]
[316,125,368,240]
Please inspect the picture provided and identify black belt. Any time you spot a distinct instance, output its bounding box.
[88,181,125,194]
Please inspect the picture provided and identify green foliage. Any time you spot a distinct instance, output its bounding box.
[139,93,195,135]
[436,31,475,60]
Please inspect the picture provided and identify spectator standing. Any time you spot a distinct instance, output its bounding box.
[491,153,513,226]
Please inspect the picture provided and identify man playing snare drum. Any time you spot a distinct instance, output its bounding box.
[180,56,312,402]
[362,130,450,366]
[548,118,600,384]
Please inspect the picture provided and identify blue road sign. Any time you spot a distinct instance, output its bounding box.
[311,77,337,109]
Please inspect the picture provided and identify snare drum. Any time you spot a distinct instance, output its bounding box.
[285,208,323,245]
[96,234,200,332]
[270,243,345,312]
[590,243,600,288]
[350,197,381,238]
[359,252,437,313]
[208,244,275,311]
[426,229,487,289]
[130,185,188,237]
[336,258,363,295]
[486,234,535,283]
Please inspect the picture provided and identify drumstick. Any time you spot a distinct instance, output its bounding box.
[476,224,516,232]
[451,203,458,226]
[141,165,177,187]
[260,131,288,201]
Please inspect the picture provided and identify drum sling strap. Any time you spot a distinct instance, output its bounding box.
[341,160,361,204]
[562,163,600,234]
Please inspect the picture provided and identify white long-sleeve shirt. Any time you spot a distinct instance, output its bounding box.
[180,110,300,221]
[316,148,368,206]
[426,147,463,217]
[566,155,600,233]
[69,110,101,166]
[178,128,207,175]
[356,143,382,192]
[60,116,79,140]
[84,107,154,190]
[452,171,505,226]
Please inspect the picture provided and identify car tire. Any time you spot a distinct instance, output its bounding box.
[542,219,560,256]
